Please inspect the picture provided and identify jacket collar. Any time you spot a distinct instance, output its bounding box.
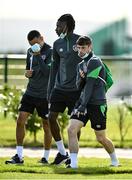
[84,51,93,62]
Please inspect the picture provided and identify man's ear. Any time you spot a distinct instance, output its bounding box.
[40,36,44,45]
[89,44,92,50]
[40,36,44,41]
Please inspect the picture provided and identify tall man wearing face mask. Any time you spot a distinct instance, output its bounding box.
[5,30,52,165]
[48,14,82,165]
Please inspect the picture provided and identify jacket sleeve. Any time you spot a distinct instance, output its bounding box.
[26,50,31,70]
[76,63,86,90]
[77,59,102,112]
[47,43,60,101]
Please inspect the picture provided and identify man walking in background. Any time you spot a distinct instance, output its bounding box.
[5,30,52,164]
[48,14,82,165]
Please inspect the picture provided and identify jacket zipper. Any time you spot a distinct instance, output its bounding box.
[66,37,70,51]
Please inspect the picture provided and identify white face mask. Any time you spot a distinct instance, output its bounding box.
[78,52,89,59]
[59,32,67,39]
[31,43,41,53]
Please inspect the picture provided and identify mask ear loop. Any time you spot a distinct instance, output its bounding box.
[73,45,78,52]
[39,36,44,48]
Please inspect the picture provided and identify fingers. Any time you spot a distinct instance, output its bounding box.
[33,52,40,55]
[27,72,33,77]
[73,108,84,117]
[80,70,85,78]
[25,70,33,78]
[76,111,84,117]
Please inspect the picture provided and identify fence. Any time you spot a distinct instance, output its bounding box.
[0,54,132,99]
[0,54,27,89]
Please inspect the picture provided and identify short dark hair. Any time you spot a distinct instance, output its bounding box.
[76,36,92,46]
[58,14,75,32]
[27,30,41,41]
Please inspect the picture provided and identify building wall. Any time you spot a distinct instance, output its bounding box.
[90,18,129,55]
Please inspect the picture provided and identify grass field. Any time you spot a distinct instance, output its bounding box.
[0,59,132,148]
[0,59,132,179]
[0,158,132,179]
[0,104,132,148]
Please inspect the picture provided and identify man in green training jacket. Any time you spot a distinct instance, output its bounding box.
[67,36,120,168]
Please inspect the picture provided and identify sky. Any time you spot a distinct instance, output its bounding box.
[1,0,130,21]
[0,0,132,53]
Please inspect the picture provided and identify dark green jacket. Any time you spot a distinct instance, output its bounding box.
[48,33,82,99]
[76,52,107,112]
[25,43,52,98]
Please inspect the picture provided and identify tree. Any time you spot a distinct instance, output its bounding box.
[25,110,42,143]
[116,98,132,147]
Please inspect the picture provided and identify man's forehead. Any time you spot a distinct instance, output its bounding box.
[77,45,88,48]
[29,37,40,45]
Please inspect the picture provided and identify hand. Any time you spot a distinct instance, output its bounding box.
[73,109,85,117]
[33,52,40,55]
[76,111,85,117]
[79,70,85,78]
[25,70,33,78]
[75,105,86,117]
